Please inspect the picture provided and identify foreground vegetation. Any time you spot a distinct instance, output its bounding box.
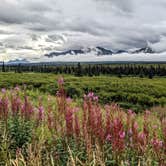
[0,77,166,165]
[0,72,166,112]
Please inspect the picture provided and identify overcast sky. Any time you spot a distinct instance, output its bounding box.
[0,0,166,62]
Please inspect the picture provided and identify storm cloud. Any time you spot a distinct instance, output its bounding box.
[0,0,166,61]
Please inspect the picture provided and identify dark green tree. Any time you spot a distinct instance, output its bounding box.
[75,62,83,77]
[2,61,5,72]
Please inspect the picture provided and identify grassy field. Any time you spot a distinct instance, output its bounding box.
[0,72,166,112]
[0,76,166,165]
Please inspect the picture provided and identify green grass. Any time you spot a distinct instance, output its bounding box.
[0,72,166,112]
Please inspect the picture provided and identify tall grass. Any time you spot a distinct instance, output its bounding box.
[0,77,165,165]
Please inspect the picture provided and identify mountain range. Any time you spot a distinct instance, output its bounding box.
[44,46,155,58]
[4,46,157,64]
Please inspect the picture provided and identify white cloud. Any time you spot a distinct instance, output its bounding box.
[150,36,166,53]
[0,0,166,61]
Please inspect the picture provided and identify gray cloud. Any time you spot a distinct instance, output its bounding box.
[0,0,166,61]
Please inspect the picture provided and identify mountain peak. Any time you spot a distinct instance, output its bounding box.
[44,46,113,58]
[131,46,155,54]
[44,46,156,58]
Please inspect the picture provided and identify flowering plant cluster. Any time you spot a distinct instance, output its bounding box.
[0,77,165,165]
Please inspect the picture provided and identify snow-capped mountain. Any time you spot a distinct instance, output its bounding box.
[2,46,158,64]
[131,46,155,54]
[44,47,113,57]
[44,46,155,58]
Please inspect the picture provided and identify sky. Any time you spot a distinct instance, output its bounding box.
[0,0,166,62]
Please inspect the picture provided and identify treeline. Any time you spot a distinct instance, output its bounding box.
[0,62,166,78]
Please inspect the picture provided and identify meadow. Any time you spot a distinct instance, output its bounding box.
[0,72,166,112]
[0,73,166,165]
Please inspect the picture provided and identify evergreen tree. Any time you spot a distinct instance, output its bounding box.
[2,61,5,72]
[75,62,83,77]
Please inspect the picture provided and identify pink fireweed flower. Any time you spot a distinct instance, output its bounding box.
[152,125,158,130]
[106,134,112,141]
[57,77,64,85]
[138,132,146,140]
[84,92,99,103]
[21,96,34,119]
[66,97,72,104]
[87,92,94,98]
[11,96,21,115]
[151,138,163,153]
[1,88,6,94]
[128,109,136,117]
[105,104,111,138]
[73,107,79,113]
[133,122,138,130]
[137,131,148,153]
[38,106,44,121]
[145,110,151,116]
[111,103,118,110]
[105,104,110,111]
[14,86,20,91]
[65,107,74,136]
[93,96,99,102]
[0,96,9,119]
[110,118,126,153]
[144,110,151,121]
[119,131,125,139]
[128,109,133,114]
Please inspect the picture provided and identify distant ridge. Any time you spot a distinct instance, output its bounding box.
[44,46,113,57]
[131,46,155,54]
[6,59,29,64]
[44,46,155,58]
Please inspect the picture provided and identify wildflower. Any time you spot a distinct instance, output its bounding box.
[119,131,125,139]
[65,107,74,136]
[138,132,146,140]
[153,125,158,130]
[38,106,44,121]
[145,110,151,116]
[151,138,163,153]
[1,88,6,93]
[57,77,64,85]
[14,86,20,91]
[105,105,111,138]
[133,122,138,130]
[93,96,99,102]
[66,97,72,104]
[87,92,94,98]
[73,107,79,113]
[136,131,148,153]
[128,109,133,114]
[111,118,126,153]
[11,95,21,115]
[0,96,9,119]
[106,134,112,141]
[74,115,80,138]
